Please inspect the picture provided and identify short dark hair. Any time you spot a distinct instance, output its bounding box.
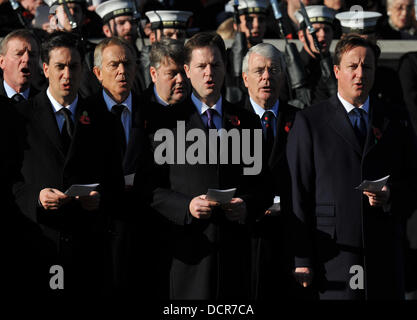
[184,31,226,65]
[333,33,381,66]
[150,38,184,69]
[41,31,84,64]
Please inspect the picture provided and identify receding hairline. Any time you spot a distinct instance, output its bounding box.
[0,34,38,56]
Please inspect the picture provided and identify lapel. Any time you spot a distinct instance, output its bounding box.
[181,97,207,132]
[363,99,391,157]
[269,101,291,168]
[327,95,363,157]
[0,81,7,98]
[32,91,66,157]
[124,93,145,173]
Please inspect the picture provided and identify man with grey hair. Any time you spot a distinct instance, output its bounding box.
[242,42,299,300]
[0,29,40,102]
[88,36,156,294]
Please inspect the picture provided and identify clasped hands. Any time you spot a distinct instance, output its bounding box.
[189,195,247,222]
[39,188,100,211]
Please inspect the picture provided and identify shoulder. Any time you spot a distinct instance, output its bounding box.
[223,99,261,127]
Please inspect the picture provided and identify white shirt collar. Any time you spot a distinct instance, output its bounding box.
[102,90,132,113]
[153,85,170,106]
[250,97,279,119]
[337,92,370,115]
[191,93,222,116]
[3,80,30,100]
[46,87,78,117]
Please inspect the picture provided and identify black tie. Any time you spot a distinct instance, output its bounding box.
[112,104,127,156]
[261,110,275,158]
[59,108,74,154]
[350,108,367,148]
[12,93,24,103]
[205,108,217,129]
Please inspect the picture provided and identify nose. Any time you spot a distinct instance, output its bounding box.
[118,62,126,74]
[252,17,259,29]
[261,68,271,80]
[125,20,133,32]
[176,72,184,83]
[171,33,179,40]
[204,64,213,76]
[62,66,70,79]
[21,50,30,63]
[316,28,326,41]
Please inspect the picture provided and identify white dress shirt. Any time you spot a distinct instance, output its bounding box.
[46,88,77,133]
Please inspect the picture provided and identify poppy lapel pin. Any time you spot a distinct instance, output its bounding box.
[79,111,91,125]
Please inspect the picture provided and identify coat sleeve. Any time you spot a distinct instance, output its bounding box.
[286,111,316,268]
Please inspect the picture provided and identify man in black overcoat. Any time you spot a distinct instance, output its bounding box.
[13,32,124,295]
[287,34,417,300]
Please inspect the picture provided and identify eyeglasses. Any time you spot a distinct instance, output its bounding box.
[392,4,414,12]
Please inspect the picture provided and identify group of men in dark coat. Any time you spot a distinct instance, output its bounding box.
[1,4,417,302]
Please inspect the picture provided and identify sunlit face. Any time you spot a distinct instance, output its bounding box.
[150,57,187,105]
[104,15,138,44]
[299,23,333,55]
[334,46,375,107]
[237,13,267,46]
[323,0,344,11]
[0,37,38,92]
[184,46,225,106]
[93,44,135,103]
[43,47,82,105]
[243,53,283,108]
[388,0,415,30]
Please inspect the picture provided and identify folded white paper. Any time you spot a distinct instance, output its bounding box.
[124,173,135,186]
[268,196,281,212]
[206,188,237,204]
[355,175,390,192]
[65,183,99,197]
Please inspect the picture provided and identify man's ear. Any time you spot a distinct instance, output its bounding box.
[333,64,340,79]
[0,55,5,70]
[93,66,102,82]
[149,31,157,44]
[150,66,157,83]
[242,71,249,88]
[297,30,305,43]
[43,62,49,79]
[184,64,191,79]
[102,24,112,38]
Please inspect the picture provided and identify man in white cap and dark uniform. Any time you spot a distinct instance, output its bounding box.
[225,0,269,104]
[138,10,192,88]
[280,5,336,107]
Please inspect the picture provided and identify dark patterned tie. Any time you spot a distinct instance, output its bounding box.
[59,108,74,154]
[205,108,217,129]
[350,108,367,148]
[12,93,24,103]
[112,104,127,156]
[261,110,275,158]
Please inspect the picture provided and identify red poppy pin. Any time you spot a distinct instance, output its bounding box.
[228,115,240,126]
[372,126,382,143]
[79,111,90,125]
[284,121,292,133]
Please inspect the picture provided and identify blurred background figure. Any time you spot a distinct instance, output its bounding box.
[0,0,43,36]
[378,0,417,39]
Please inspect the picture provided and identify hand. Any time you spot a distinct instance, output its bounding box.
[76,191,101,211]
[39,188,70,210]
[363,185,390,207]
[189,195,219,219]
[293,267,313,288]
[222,198,247,222]
[54,5,74,32]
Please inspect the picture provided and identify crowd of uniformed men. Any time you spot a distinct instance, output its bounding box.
[1,0,417,300]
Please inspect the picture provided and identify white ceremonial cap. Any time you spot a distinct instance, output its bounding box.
[335,11,382,34]
[295,5,335,27]
[226,0,269,15]
[96,0,134,24]
[145,10,193,30]
[45,0,86,14]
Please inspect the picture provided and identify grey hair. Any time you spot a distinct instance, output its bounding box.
[387,0,413,10]
[93,36,135,69]
[149,38,185,69]
[0,29,38,56]
[242,43,286,74]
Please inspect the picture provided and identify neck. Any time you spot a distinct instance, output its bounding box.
[193,90,220,107]
[253,96,277,110]
[54,93,76,107]
[105,89,129,104]
[339,92,368,107]
[6,80,29,94]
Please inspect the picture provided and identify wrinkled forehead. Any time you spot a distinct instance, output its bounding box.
[4,36,38,53]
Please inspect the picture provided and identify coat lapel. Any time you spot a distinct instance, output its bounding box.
[33,91,66,157]
[364,99,390,157]
[328,95,363,157]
